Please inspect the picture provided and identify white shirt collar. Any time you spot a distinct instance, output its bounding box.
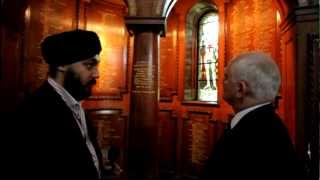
[47,77,80,109]
[230,102,271,129]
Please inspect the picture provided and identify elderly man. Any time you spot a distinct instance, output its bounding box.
[202,52,303,180]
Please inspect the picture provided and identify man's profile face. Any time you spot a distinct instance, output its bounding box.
[64,57,100,100]
[223,64,237,105]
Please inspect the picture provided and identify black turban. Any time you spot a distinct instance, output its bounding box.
[41,29,102,66]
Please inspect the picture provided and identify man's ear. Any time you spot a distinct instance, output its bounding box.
[236,80,249,97]
[57,65,68,72]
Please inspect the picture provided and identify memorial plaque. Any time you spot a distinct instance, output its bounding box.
[189,120,208,165]
[132,61,156,94]
[87,110,127,167]
[86,6,129,97]
[25,0,76,90]
[39,0,75,36]
[181,113,210,176]
[229,0,276,59]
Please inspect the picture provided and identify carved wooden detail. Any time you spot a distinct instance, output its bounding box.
[86,109,128,172]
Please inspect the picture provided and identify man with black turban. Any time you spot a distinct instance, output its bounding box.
[16,29,103,180]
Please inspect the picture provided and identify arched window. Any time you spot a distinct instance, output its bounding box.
[183,3,220,104]
[197,12,219,102]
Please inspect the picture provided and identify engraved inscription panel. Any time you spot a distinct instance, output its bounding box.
[25,0,76,90]
[181,113,210,176]
[190,121,208,165]
[87,110,127,167]
[229,0,276,59]
[132,61,156,94]
[181,112,228,177]
[86,6,128,96]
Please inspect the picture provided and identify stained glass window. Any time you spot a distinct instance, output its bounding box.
[197,12,219,102]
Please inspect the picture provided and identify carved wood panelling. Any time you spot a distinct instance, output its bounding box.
[23,0,77,92]
[283,37,296,142]
[227,0,277,60]
[158,110,178,176]
[180,111,227,178]
[160,12,179,101]
[85,1,129,99]
[86,109,128,170]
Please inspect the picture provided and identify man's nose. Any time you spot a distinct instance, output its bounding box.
[92,67,99,79]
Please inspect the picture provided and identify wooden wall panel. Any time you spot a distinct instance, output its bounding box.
[180,111,227,178]
[283,37,296,142]
[0,0,26,111]
[158,110,178,177]
[277,6,298,144]
[23,0,77,93]
[159,12,179,101]
[86,2,129,99]
[81,2,130,177]
[0,27,23,111]
[87,109,128,171]
[227,0,277,60]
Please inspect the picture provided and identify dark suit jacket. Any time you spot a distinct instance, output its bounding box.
[15,81,102,180]
[202,104,304,180]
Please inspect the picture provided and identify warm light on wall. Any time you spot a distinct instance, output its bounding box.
[25,6,31,23]
[87,24,108,56]
[276,10,281,24]
[85,11,128,95]
[86,23,109,93]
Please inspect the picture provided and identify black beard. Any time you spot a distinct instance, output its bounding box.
[64,69,96,101]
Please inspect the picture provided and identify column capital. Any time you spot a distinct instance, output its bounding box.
[125,16,166,37]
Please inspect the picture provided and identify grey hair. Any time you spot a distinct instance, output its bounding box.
[229,52,281,101]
